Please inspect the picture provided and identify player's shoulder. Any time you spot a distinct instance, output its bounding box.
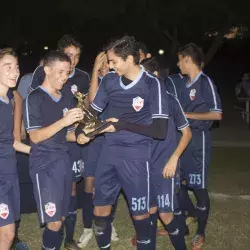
[102,71,118,82]
[143,70,161,86]
[20,73,33,82]
[168,73,183,81]
[75,68,90,79]
[26,87,45,102]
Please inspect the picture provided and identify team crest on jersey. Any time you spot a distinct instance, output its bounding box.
[71,84,78,94]
[189,89,196,101]
[132,96,144,112]
[45,202,56,217]
[0,203,9,219]
[63,108,69,116]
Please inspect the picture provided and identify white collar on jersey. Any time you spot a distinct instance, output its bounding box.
[39,86,62,102]
[186,71,203,88]
[119,66,145,90]
[69,68,76,79]
[0,96,9,104]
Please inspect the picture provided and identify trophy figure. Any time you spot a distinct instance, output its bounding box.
[74,91,111,137]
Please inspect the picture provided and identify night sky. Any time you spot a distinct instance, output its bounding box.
[1,0,250,88]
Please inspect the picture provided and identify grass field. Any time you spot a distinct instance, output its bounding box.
[18,148,250,249]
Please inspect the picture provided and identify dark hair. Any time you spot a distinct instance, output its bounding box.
[57,34,82,52]
[138,41,149,55]
[0,48,17,60]
[43,51,71,67]
[104,35,140,65]
[141,57,160,73]
[178,43,204,67]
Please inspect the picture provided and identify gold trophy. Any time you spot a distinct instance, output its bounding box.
[74,91,111,137]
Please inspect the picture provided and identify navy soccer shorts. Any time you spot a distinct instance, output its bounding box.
[68,142,84,182]
[150,156,180,213]
[0,174,20,227]
[180,130,212,189]
[94,150,150,216]
[82,135,104,178]
[30,152,72,224]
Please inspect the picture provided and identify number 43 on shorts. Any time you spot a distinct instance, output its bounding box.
[189,174,201,185]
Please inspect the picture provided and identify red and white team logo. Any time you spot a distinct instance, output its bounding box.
[71,84,78,94]
[45,202,56,217]
[189,89,196,101]
[132,96,144,112]
[0,203,9,219]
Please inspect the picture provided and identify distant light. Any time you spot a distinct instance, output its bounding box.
[44,46,49,50]
[158,49,164,55]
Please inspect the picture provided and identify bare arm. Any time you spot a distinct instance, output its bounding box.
[13,91,22,141]
[29,108,84,144]
[163,126,192,179]
[13,140,31,154]
[89,52,106,103]
[185,111,222,121]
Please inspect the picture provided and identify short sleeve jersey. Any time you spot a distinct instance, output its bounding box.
[165,73,183,98]
[91,69,169,159]
[151,92,189,162]
[178,71,222,131]
[23,86,74,153]
[0,93,16,174]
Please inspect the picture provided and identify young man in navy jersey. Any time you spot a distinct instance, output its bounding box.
[176,43,222,250]
[84,36,169,250]
[0,48,31,249]
[29,35,90,250]
[78,52,119,248]
[23,51,90,250]
[129,57,192,250]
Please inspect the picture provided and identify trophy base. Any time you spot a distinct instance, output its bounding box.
[82,121,112,137]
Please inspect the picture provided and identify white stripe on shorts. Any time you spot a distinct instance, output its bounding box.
[202,131,205,189]
[36,173,44,224]
[171,178,174,211]
[146,161,150,212]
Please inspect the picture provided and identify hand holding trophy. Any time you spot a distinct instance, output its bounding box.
[74,91,111,137]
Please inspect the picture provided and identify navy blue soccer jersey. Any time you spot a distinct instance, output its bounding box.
[91,69,169,159]
[29,66,90,96]
[165,73,183,98]
[0,95,16,174]
[178,71,222,131]
[23,86,74,153]
[151,92,189,163]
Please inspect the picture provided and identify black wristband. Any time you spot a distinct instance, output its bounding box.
[75,123,85,138]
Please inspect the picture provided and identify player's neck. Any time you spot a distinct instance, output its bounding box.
[123,65,141,81]
[42,81,61,97]
[188,68,202,83]
[0,83,9,99]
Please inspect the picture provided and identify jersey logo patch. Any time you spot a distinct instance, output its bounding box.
[189,89,196,101]
[132,96,144,112]
[71,84,78,94]
[0,203,9,219]
[45,202,56,217]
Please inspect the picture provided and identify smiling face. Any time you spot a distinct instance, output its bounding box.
[0,55,20,89]
[64,45,81,73]
[44,60,71,91]
[106,50,132,76]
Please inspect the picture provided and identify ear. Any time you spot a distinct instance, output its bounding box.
[126,55,134,64]
[44,66,51,75]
